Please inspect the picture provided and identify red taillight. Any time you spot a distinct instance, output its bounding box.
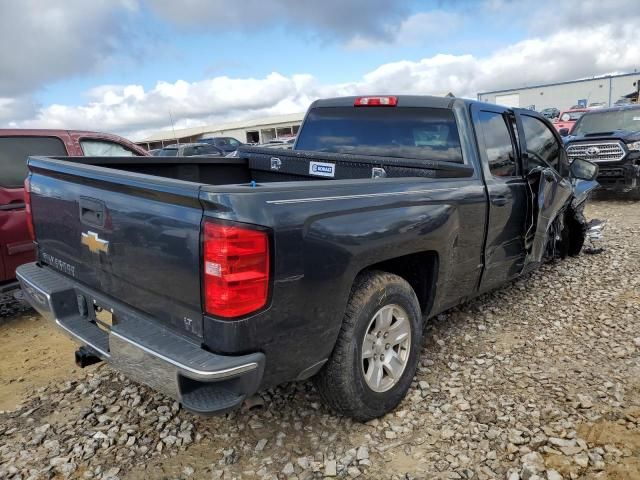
[23,177,35,242]
[354,96,397,107]
[203,220,269,318]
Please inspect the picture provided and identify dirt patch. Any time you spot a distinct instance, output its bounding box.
[604,458,640,480]
[544,453,577,477]
[381,449,429,476]
[0,312,82,411]
[578,420,640,450]
[125,441,218,479]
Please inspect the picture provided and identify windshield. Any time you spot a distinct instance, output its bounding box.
[560,111,585,122]
[572,109,640,135]
[295,106,463,163]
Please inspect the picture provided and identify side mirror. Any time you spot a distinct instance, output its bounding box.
[559,128,570,137]
[570,158,599,181]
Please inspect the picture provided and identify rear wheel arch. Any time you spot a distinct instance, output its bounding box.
[355,250,439,316]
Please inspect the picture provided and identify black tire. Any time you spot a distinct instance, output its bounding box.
[313,270,422,421]
[627,188,640,201]
[566,209,587,257]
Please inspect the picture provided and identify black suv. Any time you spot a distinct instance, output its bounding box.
[565,105,640,195]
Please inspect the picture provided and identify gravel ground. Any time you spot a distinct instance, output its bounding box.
[0,199,639,480]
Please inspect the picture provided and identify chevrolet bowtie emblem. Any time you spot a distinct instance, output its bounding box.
[81,231,109,254]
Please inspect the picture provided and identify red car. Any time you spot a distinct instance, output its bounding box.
[0,130,148,289]
[553,109,589,134]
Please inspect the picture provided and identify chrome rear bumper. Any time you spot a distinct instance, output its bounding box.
[17,262,264,415]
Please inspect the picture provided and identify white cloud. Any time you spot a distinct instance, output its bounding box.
[146,0,409,42]
[346,11,464,50]
[6,73,317,139]
[0,0,137,96]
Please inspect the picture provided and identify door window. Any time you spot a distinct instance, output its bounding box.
[80,140,136,156]
[521,115,561,172]
[477,111,518,177]
[0,136,67,188]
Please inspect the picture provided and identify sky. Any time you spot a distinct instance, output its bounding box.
[0,0,638,141]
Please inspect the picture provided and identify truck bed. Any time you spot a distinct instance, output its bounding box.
[40,146,474,187]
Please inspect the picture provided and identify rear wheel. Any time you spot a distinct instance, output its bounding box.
[313,270,422,421]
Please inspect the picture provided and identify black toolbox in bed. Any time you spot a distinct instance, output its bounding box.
[237,146,474,182]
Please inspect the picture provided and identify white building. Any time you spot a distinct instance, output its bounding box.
[477,72,640,111]
[136,112,305,150]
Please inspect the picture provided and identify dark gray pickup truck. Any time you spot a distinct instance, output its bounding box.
[18,95,598,421]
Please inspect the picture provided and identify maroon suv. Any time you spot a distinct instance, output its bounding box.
[0,129,148,289]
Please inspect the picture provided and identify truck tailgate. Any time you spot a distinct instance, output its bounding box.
[28,157,205,337]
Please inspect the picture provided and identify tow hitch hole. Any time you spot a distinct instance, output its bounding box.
[75,346,102,368]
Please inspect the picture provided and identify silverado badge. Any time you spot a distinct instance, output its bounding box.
[81,231,109,254]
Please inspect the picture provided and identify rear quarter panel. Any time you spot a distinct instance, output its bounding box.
[200,177,486,387]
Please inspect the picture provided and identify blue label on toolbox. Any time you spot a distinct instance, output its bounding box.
[309,161,335,177]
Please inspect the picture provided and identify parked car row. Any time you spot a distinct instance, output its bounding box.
[255,137,296,150]
[147,136,297,156]
[152,142,225,157]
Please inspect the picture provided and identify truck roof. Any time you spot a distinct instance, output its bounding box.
[308,95,551,124]
[0,128,148,155]
[309,95,460,109]
[0,128,129,138]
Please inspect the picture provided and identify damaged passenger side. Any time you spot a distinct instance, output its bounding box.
[518,113,599,266]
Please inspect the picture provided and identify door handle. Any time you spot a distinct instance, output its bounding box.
[0,202,25,211]
[491,195,508,206]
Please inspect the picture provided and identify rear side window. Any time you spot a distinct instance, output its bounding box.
[0,136,67,187]
[296,107,464,163]
[477,111,517,177]
[81,140,136,157]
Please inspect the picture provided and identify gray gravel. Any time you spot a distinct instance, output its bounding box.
[1,199,639,480]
